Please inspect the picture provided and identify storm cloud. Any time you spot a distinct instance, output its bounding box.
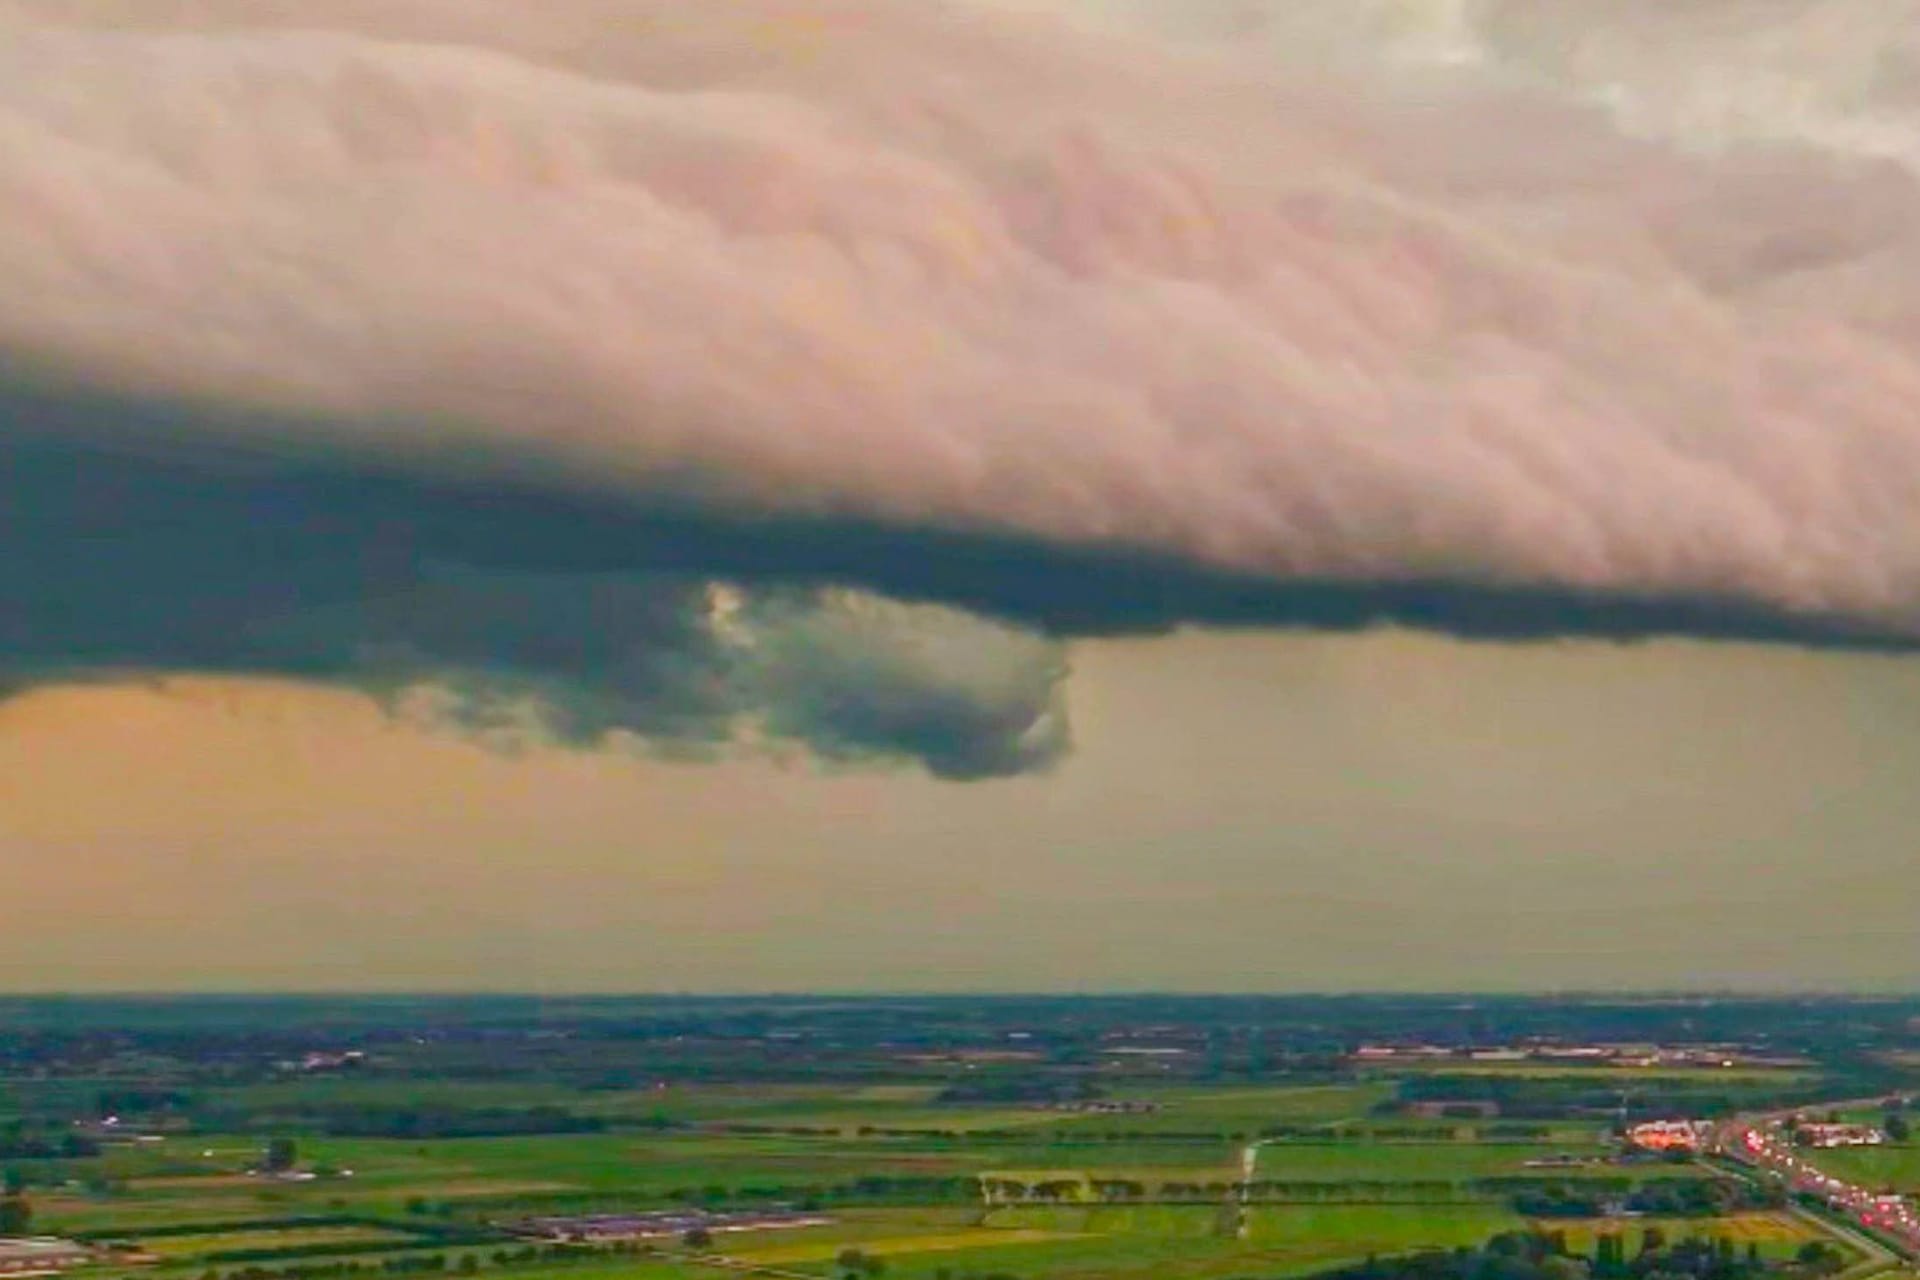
[5,0,1920,774]
[0,420,1073,779]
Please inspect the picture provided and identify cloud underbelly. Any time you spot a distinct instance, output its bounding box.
[3,0,1920,775]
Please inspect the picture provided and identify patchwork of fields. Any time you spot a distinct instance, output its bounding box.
[10,1069,1887,1280]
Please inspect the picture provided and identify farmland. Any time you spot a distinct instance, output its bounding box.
[1801,1145,1920,1195]
[0,996,1914,1280]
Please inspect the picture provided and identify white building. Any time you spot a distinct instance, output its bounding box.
[0,1239,92,1276]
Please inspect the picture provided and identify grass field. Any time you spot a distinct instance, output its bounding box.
[993,1202,1524,1249]
[1247,1141,1613,1183]
[1544,1214,1823,1258]
[343,1207,1832,1280]
[13,1065,1876,1280]
[964,1204,1532,1278]
[135,1225,425,1259]
[739,1227,1078,1265]
[1247,1205,1526,1249]
[35,1120,1628,1241]
[1803,1144,1920,1193]
[157,1081,1404,1139]
[118,1205,1824,1280]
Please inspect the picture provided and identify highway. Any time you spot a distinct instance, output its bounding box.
[1231,1105,1916,1263]
[1711,1105,1920,1271]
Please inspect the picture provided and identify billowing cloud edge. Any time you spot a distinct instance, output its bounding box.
[5,0,1920,775]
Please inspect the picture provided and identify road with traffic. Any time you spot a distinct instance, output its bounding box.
[1712,1104,1920,1269]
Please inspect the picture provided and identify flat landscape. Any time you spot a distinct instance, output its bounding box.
[2,996,1916,1280]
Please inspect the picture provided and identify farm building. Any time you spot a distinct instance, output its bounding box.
[1408,1100,1500,1119]
[1798,1123,1886,1148]
[503,1209,832,1242]
[0,1239,92,1276]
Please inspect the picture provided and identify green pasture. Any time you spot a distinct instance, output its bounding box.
[1544,1213,1824,1259]
[1803,1143,1920,1193]
[1247,1141,1614,1183]
[134,1224,423,1259]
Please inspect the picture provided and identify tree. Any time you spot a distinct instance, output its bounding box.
[681,1229,712,1251]
[1886,1114,1910,1142]
[1593,1232,1623,1278]
[263,1138,298,1173]
[1797,1242,1844,1276]
[1540,1257,1587,1280]
[0,1193,31,1236]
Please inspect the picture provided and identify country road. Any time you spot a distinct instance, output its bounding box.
[1236,1135,1282,1240]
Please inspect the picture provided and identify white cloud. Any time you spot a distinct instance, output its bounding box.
[3,0,1920,768]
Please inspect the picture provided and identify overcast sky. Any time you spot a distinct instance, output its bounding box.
[8,629,1919,992]
[5,0,1920,991]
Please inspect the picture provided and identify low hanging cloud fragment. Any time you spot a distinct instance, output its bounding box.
[339,575,1072,781]
[5,0,1920,775]
[0,425,1072,779]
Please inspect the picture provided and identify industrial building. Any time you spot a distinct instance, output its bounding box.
[1626,1119,1710,1152]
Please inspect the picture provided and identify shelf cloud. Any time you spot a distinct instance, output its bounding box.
[4,0,1920,774]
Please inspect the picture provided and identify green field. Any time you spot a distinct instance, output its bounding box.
[27,1096,1666,1244]
[76,1205,1826,1280]
[134,1224,425,1259]
[10,1055,1885,1280]
[50,1098,1422,1228]
[1247,1140,1614,1183]
[1545,1214,1824,1258]
[1803,1143,1920,1193]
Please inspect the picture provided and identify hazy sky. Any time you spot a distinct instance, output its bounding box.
[5,0,1920,991]
[7,630,1920,992]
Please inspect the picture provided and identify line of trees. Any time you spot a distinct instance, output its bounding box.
[186,1108,607,1141]
[1389,1077,1835,1124]
[834,1249,887,1279]
[1513,1178,1782,1220]
[977,1175,1756,1208]
[190,1239,669,1280]
[0,1125,100,1161]
[701,1122,1534,1143]
[0,1191,32,1235]
[1315,1228,1848,1280]
[981,1176,1480,1205]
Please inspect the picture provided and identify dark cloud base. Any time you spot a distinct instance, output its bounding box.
[1,384,1080,778]
[5,383,1915,673]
